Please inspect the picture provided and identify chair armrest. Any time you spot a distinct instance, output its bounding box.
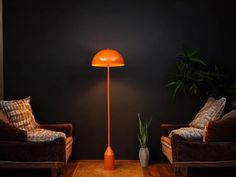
[0,120,27,141]
[161,124,189,136]
[40,124,73,137]
[205,117,236,142]
[170,135,236,162]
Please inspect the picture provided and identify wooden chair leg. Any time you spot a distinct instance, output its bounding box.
[51,168,62,177]
[180,167,188,177]
[51,168,57,177]
[174,167,181,176]
[174,167,188,177]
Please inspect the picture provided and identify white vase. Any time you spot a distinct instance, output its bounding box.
[139,148,149,167]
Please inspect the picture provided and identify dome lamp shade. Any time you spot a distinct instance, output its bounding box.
[92,49,125,67]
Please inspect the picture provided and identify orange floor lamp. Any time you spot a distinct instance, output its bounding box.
[91,49,125,170]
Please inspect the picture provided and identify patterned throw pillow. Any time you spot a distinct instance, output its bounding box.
[189,97,226,129]
[189,97,216,126]
[0,97,39,131]
[27,128,66,142]
[169,127,203,140]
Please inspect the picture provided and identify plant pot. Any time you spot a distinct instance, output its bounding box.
[139,148,149,167]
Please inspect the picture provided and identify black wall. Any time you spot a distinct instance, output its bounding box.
[3,0,235,160]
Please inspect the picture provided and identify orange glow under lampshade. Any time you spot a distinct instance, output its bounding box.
[92,49,125,67]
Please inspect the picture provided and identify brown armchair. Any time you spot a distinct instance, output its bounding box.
[0,121,73,177]
[161,123,236,177]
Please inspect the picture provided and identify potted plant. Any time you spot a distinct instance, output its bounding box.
[167,46,227,97]
[137,113,152,167]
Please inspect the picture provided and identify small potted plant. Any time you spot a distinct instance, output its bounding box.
[166,46,227,97]
[137,113,152,167]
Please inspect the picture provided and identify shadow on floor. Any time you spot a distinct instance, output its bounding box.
[0,168,51,177]
[0,161,78,177]
[0,161,236,177]
[188,167,236,177]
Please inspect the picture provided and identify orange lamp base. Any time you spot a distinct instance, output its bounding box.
[104,146,115,170]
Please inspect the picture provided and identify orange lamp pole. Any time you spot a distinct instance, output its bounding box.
[91,49,124,171]
[107,66,111,147]
[103,65,115,170]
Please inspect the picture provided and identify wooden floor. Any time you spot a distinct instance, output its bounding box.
[1,160,236,177]
[72,160,143,177]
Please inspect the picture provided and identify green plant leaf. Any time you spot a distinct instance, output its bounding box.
[137,133,143,148]
[173,80,182,96]
[190,50,198,57]
[167,46,228,97]
[190,83,198,94]
[166,81,177,87]
[189,57,206,66]
[177,47,197,58]
[137,113,152,148]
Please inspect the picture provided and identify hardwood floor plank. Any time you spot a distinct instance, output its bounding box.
[72,160,143,177]
[1,160,236,177]
[142,162,161,177]
[156,163,176,177]
[61,160,78,177]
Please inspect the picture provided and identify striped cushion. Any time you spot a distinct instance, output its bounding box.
[0,97,39,131]
[27,128,66,142]
[189,97,226,129]
[169,127,203,140]
[189,97,217,127]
